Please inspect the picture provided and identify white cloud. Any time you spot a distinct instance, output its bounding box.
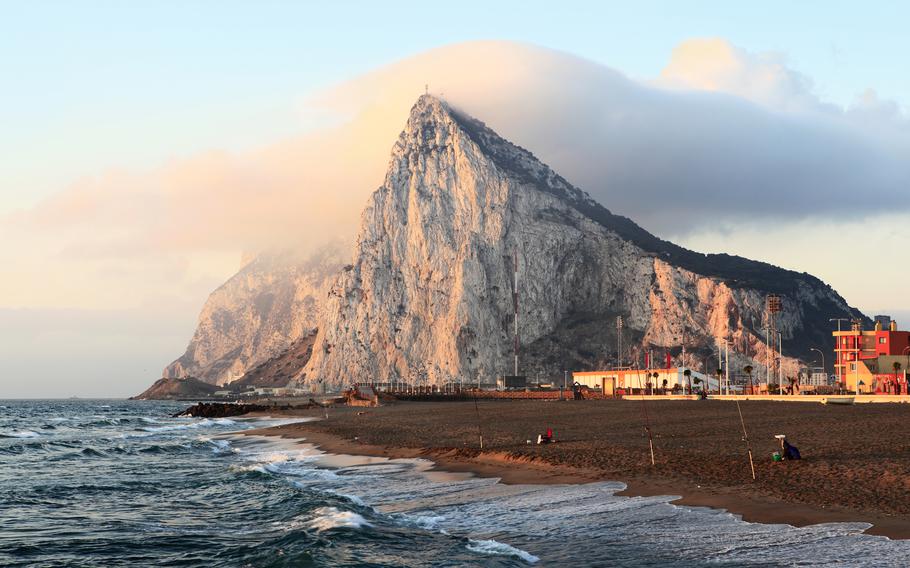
[658,38,824,113]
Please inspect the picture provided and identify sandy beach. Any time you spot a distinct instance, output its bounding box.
[246,398,910,539]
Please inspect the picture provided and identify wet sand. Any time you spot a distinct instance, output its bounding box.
[245,399,910,539]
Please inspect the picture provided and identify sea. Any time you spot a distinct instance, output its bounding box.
[1,400,909,567]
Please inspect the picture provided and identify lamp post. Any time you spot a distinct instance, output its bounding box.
[810,348,825,388]
[854,356,860,398]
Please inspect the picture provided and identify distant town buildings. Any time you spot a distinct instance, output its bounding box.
[573,367,718,395]
[834,316,910,394]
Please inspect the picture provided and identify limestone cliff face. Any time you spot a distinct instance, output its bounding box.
[299,96,861,386]
[163,246,344,385]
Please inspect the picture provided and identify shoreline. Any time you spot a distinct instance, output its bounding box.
[245,420,910,540]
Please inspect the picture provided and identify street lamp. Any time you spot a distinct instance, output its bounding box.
[810,348,825,388]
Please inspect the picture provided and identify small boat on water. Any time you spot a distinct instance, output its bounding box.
[821,396,855,405]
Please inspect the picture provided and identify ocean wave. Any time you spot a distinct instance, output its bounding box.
[1,430,41,438]
[0,441,48,455]
[139,418,236,433]
[308,507,371,532]
[230,463,270,474]
[138,443,192,455]
[412,514,446,531]
[80,447,107,457]
[324,490,368,508]
[228,448,326,478]
[204,438,234,454]
[466,539,539,564]
[286,468,340,483]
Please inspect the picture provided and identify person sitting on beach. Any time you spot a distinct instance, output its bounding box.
[782,439,801,460]
[537,427,555,444]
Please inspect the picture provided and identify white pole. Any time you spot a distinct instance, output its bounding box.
[778,332,783,391]
[765,325,770,386]
[725,341,730,395]
[513,253,519,378]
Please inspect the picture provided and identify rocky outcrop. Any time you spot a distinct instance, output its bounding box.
[228,331,318,389]
[131,377,220,400]
[163,246,345,385]
[174,402,274,418]
[298,96,862,387]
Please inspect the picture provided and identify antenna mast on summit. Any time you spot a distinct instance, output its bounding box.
[513,251,520,377]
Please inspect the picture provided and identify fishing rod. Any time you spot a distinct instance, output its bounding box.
[735,398,756,480]
[635,366,656,466]
[472,384,484,450]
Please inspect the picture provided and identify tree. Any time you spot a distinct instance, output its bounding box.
[683,369,692,394]
[743,365,754,395]
[716,368,724,395]
[661,378,669,394]
[892,362,902,394]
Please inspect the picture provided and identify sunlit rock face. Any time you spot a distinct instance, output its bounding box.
[163,245,344,386]
[298,96,861,387]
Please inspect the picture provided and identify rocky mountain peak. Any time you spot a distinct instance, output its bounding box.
[402,95,596,209]
[146,95,864,396]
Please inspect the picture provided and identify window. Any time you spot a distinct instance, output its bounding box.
[850,363,856,371]
[880,337,887,344]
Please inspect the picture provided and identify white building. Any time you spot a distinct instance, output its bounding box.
[573,367,719,395]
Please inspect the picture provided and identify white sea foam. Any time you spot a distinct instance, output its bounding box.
[140,418,236,433]
[466,539,539,564]
[2,430,41,438]
[207,439,233,453]
[308,507,371,532]
[410,514,446,530]
[230,463,269,474]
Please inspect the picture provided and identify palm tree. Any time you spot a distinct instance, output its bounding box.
[743,365,754,395]
[716,368,724,395]
[683,369,692,394]
[661,378,669,394]
[893,362,902,394]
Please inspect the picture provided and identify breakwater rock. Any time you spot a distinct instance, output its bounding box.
[173,402,282,418]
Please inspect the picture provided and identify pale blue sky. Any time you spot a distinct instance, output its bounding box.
[2,1,908,211]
